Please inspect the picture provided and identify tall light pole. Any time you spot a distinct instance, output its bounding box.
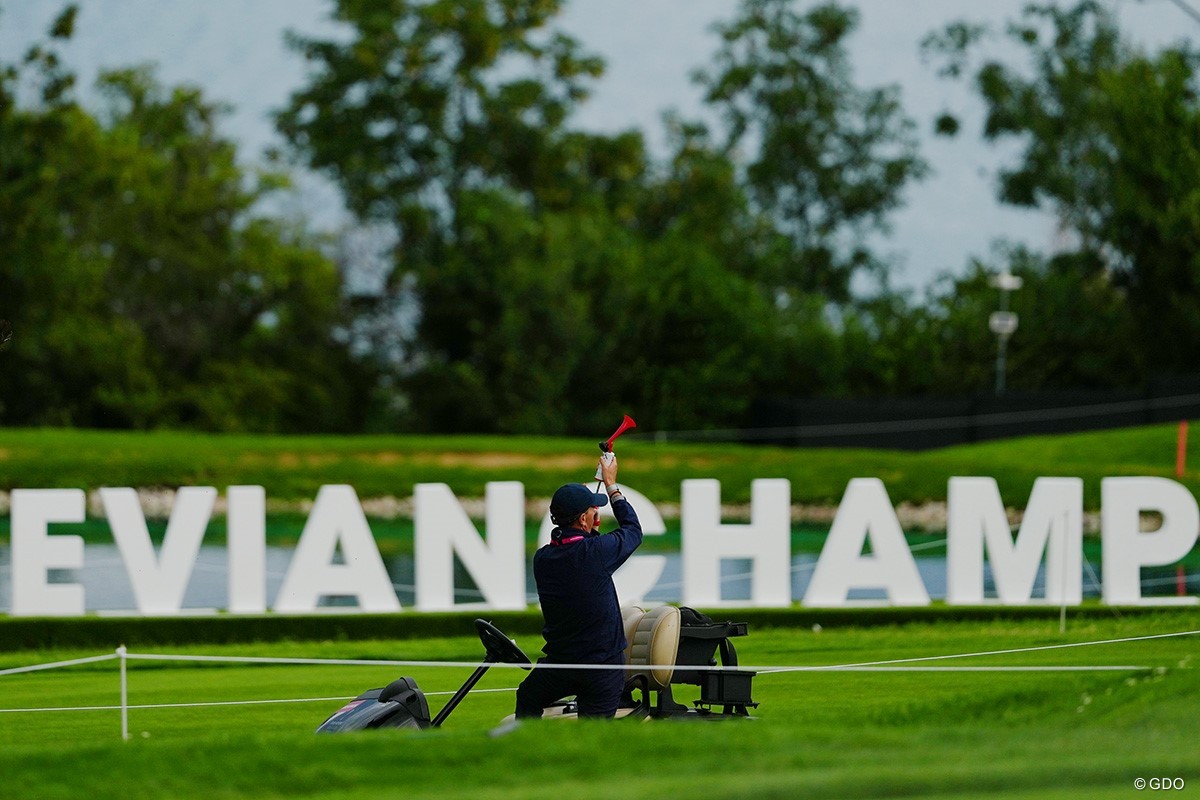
[988,270,1023,395]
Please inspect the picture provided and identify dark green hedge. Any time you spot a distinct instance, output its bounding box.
[0,604,1171,652]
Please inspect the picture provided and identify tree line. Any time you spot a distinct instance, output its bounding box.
[1,0,1196,435]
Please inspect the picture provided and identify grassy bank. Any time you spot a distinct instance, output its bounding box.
[0,423,1195,508]
[0,612,1196,799]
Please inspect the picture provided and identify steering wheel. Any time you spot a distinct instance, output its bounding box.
[474,619,532,669]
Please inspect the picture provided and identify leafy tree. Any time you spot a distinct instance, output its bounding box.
[280,0,806,432]
[921,249,1141,393]
[626,117,846,420]
[278,0,614,432]
[279,0,938,432]
[924,1,1200,375]
[696,0,927,303]
[0,5,148,426]
[835,244,1142,399]
[0,6,371,431]
[277,0,604,267]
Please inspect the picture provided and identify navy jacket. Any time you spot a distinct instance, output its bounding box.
[533,497,643,664]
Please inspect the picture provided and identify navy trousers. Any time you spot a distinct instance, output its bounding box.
[514,653,626,719]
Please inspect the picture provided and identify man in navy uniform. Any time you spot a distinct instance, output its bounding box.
[514,454,642,718]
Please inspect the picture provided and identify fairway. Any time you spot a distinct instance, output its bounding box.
[1,611,1197,799]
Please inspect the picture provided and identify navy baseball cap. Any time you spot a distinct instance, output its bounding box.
[550,483,608,522]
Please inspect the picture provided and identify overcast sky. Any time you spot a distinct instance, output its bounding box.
[0,0,1193,292]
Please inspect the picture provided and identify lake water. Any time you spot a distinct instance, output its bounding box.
[0,544,1128,613]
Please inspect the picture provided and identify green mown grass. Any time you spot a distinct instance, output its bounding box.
[0,422,1196,507]
[1,612,1197,799]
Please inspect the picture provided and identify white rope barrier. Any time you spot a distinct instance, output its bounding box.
[756,628,1200,674]
[109,627,1194,674]
[3,627,1196,683]
[0,686,523,716]
[0,696,357,714]
[4,627,1194,682]
[0,662,1161,716]
[123,653,499,669]
[793,665,1153,672]
[0,653,117,676]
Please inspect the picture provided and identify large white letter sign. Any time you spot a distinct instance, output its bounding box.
[947,477,1082,605]
[536,485,668,606]
[227,485,266,614]
[415,482,526,611]
[681,479,791,607]
[805,479,930,607]
[274,485,401,613]
[1102,477,1200,606]
[101,487,216,615]
[11,489,86,616]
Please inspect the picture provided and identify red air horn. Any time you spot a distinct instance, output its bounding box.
[595,415,637,484]
[600,414,637,453]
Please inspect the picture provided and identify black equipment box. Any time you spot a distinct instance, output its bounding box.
[672,608,757,715]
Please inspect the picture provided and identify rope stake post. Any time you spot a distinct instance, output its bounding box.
[117,645,129,741]
[1177,420,1189,478]
[1060,509,1070,635]
[1175,419,1189,600]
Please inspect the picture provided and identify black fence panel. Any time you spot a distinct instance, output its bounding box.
[738,375,1200,450]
